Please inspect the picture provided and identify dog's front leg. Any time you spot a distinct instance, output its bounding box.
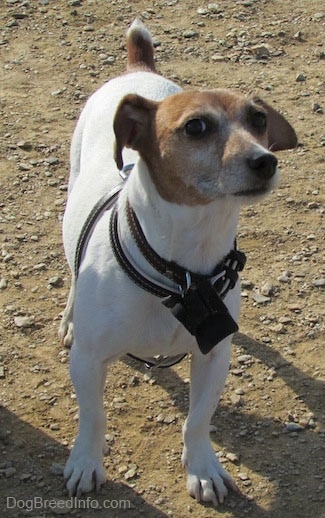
[64,343,108,497]
[182,338,238,506]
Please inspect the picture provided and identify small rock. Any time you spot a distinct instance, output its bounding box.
[226,452,239,463]
[17,140,32,151]
[124,464,138,480]
[312,102,323,114]
[14,316,35,328]
[230,393,243,406]
[211,54,227,62]
[164,415,177,424]
[0,278,8,290]
[288,304,302,313]
[18,162,32,171]
[270,323,286,334]
[313,278,325,287]
[279,316,292,324]
[294,31,304,41]
[296,73,307,82]
[238,472,250,481]
[183,30,198,38]
[207,3,223,13]
[45,156,59,166]
[251,44,271,58]
[307,201,320,209]
[260,282,274,296]
[237,354,253,364]
[252,292,270,304]
[284,422,304,433]
[197,7,208,15]
[48,275,63,287]
[34,263,47,271]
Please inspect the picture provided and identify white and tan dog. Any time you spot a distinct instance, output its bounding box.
[59,19,297,505]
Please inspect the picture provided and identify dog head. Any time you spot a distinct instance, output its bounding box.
[114,89,297,205]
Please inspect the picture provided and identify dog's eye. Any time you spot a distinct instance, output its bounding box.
[251,110,267,130]
[184,118,209,138]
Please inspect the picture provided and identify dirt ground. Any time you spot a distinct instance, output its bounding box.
[0,0,324,517]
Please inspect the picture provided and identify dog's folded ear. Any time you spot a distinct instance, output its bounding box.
[113,94,158,170]
[251,96,298,152]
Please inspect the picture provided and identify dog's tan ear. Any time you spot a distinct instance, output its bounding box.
[113,94,158,170]
[252,96,298,151]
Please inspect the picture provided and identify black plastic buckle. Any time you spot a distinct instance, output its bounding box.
[163,280,238,355]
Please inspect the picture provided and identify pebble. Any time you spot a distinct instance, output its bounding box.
[14,316,35,328]
[284,422,305,433]
[230,393,243,406]
[45,156,59,166]
[312,102,323,114]
[296,73,307,82]
[313,278,325,287]
[252,292,271,304]
[251,44,271,58]
[0,278,8,290]
[18,162,32,171]
[238,472,250,481]
[237,354,253,364]
[207,3,223,13]
[17,140,33,151]
[269,323,286,334]
[48,275,63,287]
[124,464,138,480]
[260,282,274,296]
[183,30,198,39]
[225,452,239,463]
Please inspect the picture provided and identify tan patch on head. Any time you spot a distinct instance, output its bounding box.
[144,90,269,204]
[114,89,296,205]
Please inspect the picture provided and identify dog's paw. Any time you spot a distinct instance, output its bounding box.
[58,321,74,348]
[64,450,106,497]
[182,442,238,506]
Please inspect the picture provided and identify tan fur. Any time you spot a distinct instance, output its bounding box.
[114,89,297,205]
[126,18,156,73]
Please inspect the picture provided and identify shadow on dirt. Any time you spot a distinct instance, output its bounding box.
[1,332,323,517]
[124,332,324,517]
[0,405,169,517]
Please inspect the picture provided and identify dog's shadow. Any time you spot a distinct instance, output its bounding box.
[0,405,169,517]
[123,332,324,517]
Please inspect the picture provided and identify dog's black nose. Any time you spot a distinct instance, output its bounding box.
[248,152,278,180]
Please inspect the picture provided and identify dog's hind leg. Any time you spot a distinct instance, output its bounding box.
[58,277,75,347]
[182,337,238,506]
[64,342,109,496]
